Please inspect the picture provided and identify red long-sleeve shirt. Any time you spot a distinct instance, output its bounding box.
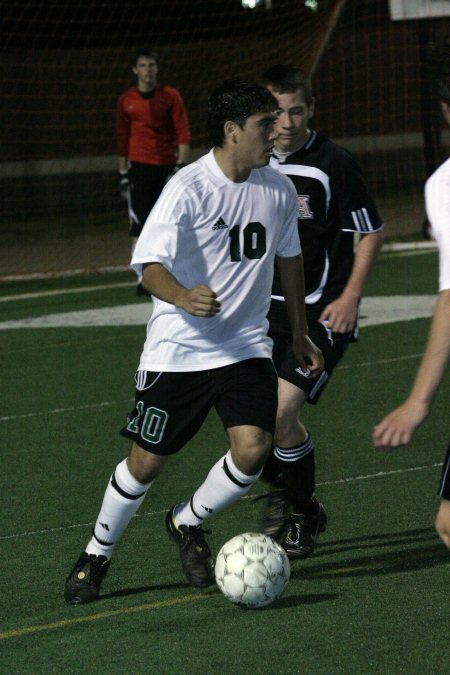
[116,84,191,165]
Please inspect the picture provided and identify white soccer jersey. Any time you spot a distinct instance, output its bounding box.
[132,148,301,371]
[425,156,450,291]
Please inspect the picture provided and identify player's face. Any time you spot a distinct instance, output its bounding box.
[235,111,277,169]
[269,88,314,153]
[133,57,158,90]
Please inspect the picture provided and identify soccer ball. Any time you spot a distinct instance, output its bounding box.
[215,532,290,608]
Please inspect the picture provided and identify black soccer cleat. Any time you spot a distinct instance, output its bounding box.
[64,552,110,604]
[283,501,328,559]
[260,489,291,542]
[165,505,215,588]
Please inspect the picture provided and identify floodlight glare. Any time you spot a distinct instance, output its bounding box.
[241,0,265,8]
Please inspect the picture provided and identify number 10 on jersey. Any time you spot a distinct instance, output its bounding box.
[228,222,266,261]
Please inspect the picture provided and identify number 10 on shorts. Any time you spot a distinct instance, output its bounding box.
[126,401,169,444]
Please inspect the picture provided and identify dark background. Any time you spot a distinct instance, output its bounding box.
[1,0,449,219]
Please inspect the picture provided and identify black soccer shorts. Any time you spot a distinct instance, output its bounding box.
[128,162,173,236]
[268,299,355,405]
[120,358,278,455]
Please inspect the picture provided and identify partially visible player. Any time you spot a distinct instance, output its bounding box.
[117,49,191,294]
[373,37,450,550]
[64,80,323,604]
[259,65,384,559]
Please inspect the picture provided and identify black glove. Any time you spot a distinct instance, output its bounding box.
[166,162,186,183]
[119,170,130,200]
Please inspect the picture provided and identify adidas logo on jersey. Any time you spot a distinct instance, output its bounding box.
[212,217,228,230]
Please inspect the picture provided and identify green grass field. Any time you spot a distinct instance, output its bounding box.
[0,249,449,674]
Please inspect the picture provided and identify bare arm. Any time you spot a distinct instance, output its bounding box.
[373,288,450,448]
[277,254,324,375]
[142,262,221,317]
[319,230,384,333]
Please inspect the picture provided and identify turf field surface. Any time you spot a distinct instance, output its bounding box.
[0,250,448,674]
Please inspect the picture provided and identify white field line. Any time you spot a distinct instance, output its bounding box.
[0,462,442,543]
[0,243,437,289]
[0,281,133,302]
[381,241,437,252]
[380,249,437,260]
[0,352,424,424]
[0,265,131,284]
[337,352,422,370]
[0,295,436,330]
[0,398,133,423]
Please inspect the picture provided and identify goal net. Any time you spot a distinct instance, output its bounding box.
[1,0,449,277]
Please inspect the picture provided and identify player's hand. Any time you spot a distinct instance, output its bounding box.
[372,399,429,448]
[319,296,358,334]
[165,162,186,184]
[179,285,221,317]
[292,334,324,377]
[119,170,130,200]
[435,499,450,549]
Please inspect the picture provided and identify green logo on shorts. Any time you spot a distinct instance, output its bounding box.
[127,401,169,444]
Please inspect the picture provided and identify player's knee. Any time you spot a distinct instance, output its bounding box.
[229,428,273,475]
[128,443,167,483]
[275,411,306,447]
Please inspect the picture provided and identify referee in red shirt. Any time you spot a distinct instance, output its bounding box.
[117,50,191,295]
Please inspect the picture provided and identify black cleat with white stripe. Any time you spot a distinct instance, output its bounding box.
[283,501,328,559]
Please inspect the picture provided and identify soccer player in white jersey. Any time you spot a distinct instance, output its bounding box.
[258,65,384,559]
[373,37,450,550]
[64,81,324,603]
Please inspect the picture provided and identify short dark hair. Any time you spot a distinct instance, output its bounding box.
[260,64,313,106]
[429,36,450,105]
[207,80,278,147]
[132,50,159,66]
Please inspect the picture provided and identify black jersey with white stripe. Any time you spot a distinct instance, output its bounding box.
[270,130,383,310]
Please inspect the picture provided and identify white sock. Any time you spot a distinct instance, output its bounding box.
[175,450,262,528]
[85,459,152,559]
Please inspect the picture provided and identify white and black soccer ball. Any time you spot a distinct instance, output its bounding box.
[215,532,290,608]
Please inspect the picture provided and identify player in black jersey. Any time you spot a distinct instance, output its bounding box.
[259,65,384,558]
